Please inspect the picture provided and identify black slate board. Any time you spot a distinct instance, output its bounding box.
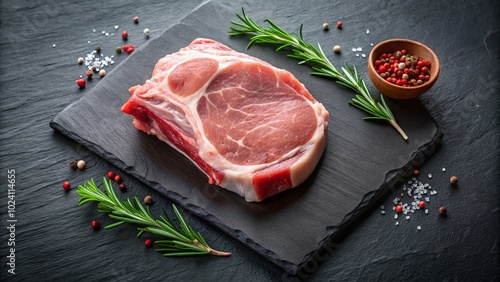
[50,1,442,274]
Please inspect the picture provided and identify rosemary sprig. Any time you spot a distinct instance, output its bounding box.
[77,177,231,257]
[229,9,408,140]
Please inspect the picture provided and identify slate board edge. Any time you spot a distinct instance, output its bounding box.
[295,127,444,275]
[48,119,443,275]
[47,0,444,273]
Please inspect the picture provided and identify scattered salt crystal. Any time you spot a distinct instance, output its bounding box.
[52,44,56,48]
[114,25,119,30]
[356,54,359,57]
[93,29,96,32]
[356,47,363,52]
[417,226,421,231]
[102,30,105,34]
[366,29,370,34]
[380,205,385,210]
[83,51,114,71]
[387,175,438,228]
[352,48,357,52]
[370,43,374,46]
[442,168,446,172]
[105,32,109,36]
[381,210,386,215]
[88,41,91,44]
[395,222,399,226]
[362,54,366,58]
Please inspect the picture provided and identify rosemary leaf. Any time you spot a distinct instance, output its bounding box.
[229,8,408,140]
[104,221,126,229]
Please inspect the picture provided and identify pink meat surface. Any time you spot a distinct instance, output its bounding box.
[121,38,329,202]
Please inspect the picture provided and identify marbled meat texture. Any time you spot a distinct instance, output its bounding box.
[121,38,329,202]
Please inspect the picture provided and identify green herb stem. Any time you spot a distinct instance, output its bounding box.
[77,178,231,257]
[229,8,408,141]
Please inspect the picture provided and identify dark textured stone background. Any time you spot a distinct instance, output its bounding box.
[0,0,498,281]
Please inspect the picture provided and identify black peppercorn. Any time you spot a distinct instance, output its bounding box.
[69,159,78,169]
[439,206,447,216]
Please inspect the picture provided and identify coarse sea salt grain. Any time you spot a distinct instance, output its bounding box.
[428,174,432,179]
[381,210,386,215]
[362,54,366,58]
[84,50,113,71]
[366,29,370,34]
[384,176,439,230]
[442,168,446,172]
[352,47,357,52]
[114,25,119,30]
[356,47,363,52]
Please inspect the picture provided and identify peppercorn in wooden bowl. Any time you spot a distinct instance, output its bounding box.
[368,38,439,99]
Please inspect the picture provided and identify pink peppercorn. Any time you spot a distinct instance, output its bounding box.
[395,205,403,213]
[107,171,115,179]
[62,181,71,191]
[91,220,100,230]
[418,201,426,209]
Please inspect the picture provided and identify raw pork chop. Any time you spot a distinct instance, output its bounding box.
[121,38,329,202]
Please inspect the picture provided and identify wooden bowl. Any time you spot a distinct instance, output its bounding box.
[368,38,440,99]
